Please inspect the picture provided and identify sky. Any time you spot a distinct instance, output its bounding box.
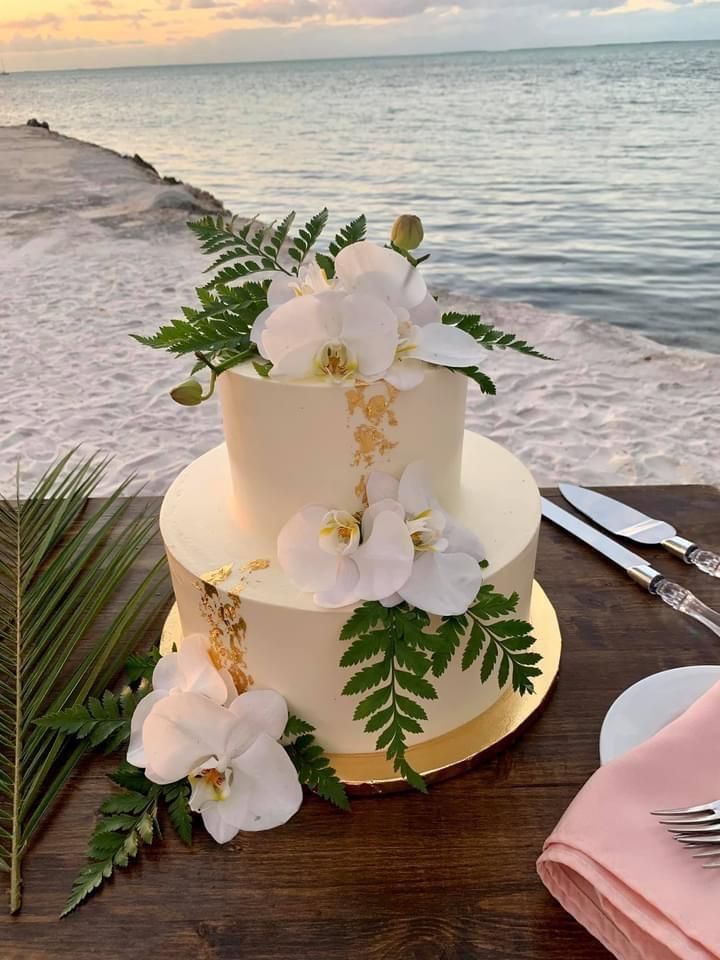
[0,0,718,72]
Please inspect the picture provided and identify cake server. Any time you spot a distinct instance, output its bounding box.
[541,497,720,639]
[559,483,720,578]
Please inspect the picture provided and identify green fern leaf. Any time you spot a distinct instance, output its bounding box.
[284,716,349,811]
[328,214,366,257]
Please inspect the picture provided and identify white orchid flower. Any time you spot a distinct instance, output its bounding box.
[140,689,303,842]
[251,261,336,351]
[127,634,236,769]
[365,462,486,616]
[260,290,399,383]
[334,240,483,390]
[277,503,414,608]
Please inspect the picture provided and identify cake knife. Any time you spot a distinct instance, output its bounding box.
[559,483,720,578]
[541,497,720,638]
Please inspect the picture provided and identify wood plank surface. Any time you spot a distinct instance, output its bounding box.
[2,484,719,960]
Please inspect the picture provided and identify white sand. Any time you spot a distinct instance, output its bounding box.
[2,125,718,496]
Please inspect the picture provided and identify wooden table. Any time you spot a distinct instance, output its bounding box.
[3,485,719,960]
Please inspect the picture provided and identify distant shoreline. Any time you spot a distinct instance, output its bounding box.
[7,37,720,76]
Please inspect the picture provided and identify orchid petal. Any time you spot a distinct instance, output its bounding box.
[383,359,426,391]
[366,470,399,505]
[154,633,228,704]
[407,323,482,368]
[141,692,238,785]
[380,592,402,608]
[335,241,427,309]
[261,293,338,367]
[409,291,442,327]
[443,512,486,561]
[228,689,288,743]
[339,293,399,378]
[218,668,238,705]
[250,306,272,350]
[267,275,295,309]
[398,461,433,516]
[399,551,483,616]
[267,342,321,380]
[354,510,414,601]
[314,556,360,608]
[277,506,341,592]
[200,803,245,844]
[230,735,304,832]
[360,498,404,541]
[126,690,166,769]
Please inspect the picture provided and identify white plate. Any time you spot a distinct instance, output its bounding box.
[599,665,720,765]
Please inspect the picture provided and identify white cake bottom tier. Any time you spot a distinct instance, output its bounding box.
[160,433,540,754]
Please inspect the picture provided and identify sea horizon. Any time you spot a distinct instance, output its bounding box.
[6,36,720,76]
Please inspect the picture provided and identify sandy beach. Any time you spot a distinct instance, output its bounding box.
[2,124,718,496]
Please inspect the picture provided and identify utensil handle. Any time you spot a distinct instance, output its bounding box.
[653,579,720,638]
[687,547,720,579]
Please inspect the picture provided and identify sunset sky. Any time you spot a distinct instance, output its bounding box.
[1,0,718,72]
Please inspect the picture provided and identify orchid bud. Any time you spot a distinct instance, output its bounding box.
[170,377,203,406]
[390,214,424,251]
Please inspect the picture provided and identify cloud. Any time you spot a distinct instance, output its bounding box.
[78,11,147,20]
[89,0,114,7]
[0,33,146,52]
[190,0,236,7]
[213,0,320,20]
[1,13,63,31]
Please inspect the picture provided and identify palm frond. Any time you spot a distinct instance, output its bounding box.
[0,453,171,913]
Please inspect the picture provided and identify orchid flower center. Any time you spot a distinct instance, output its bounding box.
[406,509,448,553]
[315,341,358,382]
[319,510,361,556]
[395,316,418,359]
[189,756,232,809]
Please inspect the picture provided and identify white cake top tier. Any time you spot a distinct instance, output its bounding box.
[218,362,468,537]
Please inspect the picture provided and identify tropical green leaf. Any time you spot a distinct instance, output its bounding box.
[288,209,329,270]
[328,214,366,257]
[0,453,171,913]
[339,602,435,792]
[441,312,553,360]
[284,715,349,811]
[62,765,160,916]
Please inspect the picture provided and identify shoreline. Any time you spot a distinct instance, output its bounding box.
[2,123,718,494]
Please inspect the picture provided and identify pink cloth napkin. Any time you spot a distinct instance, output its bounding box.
[537,679,720,960]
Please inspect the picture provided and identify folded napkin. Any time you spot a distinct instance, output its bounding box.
[538,679,720,960]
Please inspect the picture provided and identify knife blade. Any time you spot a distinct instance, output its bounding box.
[559,483,720,578]
[540,497,720,638]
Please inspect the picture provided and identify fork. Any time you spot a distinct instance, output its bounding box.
[652,801,720,868]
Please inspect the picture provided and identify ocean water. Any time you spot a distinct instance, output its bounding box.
[2,41,719,351]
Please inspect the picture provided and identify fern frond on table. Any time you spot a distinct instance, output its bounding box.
[0,452,171,914]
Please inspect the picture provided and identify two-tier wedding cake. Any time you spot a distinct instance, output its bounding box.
[139,210,548,791]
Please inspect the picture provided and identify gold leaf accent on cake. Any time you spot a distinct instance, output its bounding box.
[352,424,397,467]
[346,382,400,471]
[228,558,271,597]
[354,475,368,507]
[200,563,233,585]
[194,579,253,693]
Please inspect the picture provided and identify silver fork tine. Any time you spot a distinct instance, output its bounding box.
[693,848,720,859]
[676,835,720,845]
[701,862,720,869]
[667,823,720,835]
[659,812,720,826]
[652,802,720,816]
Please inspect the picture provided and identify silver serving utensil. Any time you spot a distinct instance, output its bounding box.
[541,498,720,639]
[559,483,720,578]
[651,802,720,868]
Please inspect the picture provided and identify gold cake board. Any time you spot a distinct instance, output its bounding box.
[161,581,561,796]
